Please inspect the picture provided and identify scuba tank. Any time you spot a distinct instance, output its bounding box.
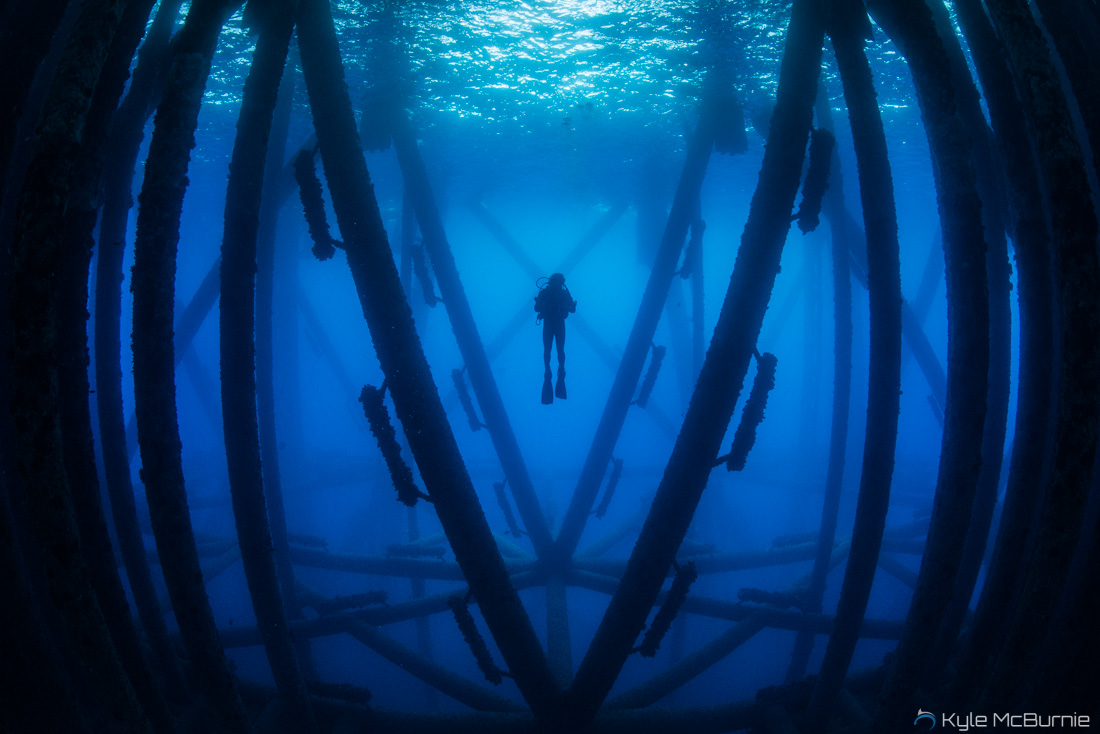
[534,274,576,323]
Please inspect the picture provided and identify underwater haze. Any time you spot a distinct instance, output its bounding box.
[3,0,1099,731]
[174,0,933,707]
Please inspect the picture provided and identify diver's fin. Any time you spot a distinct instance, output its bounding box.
[555,373,567,400]
[542,374,554,404]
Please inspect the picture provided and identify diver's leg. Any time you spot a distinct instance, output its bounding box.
[555,322,567,399]
[542,323,554,404]
[543,323,554,376]
[555,322,566,372]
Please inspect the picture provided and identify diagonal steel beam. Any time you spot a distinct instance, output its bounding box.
[390,114,554,560]
[473,204,630,374]
[554,111,717,563]
[295,0,560,717]
[560,0,824,721]
[469,198,683,443]
[477,202,626,367]
[348,622,526,713]
[841,207,946,408]
[218,571,548,650]
[607,612,767,710]
[297,286,363,420]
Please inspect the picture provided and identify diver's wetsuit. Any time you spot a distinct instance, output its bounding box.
[535,278,576,402]
[543,315,566,377]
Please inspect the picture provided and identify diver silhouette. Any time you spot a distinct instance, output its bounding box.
[534,273,577,404]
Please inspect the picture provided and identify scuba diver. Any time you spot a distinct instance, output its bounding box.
[534,273,577,404]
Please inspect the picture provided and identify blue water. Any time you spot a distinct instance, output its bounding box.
[114,0,991,715]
